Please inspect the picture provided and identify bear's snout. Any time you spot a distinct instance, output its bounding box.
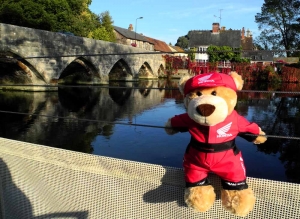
[196,104,215,117]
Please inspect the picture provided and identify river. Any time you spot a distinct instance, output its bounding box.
[0,79,300,183]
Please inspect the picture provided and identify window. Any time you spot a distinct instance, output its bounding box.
[198,47,207,53]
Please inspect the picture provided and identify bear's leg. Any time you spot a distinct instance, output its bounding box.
[221,188,256,217]
[185,185,216,212]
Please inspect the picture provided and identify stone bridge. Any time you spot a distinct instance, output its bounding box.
[0,23,166,89]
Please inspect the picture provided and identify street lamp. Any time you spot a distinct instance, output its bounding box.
[134,17,143,47]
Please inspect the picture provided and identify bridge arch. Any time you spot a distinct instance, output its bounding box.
[157,64,166,78]
[138,62,155,79]
[108,58,133,81]
[58,57,99,84]
[0,51,47,85]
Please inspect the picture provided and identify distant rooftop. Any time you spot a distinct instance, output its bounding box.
[243,50,274,62]
[113,26,150,42]
[187,23,242,48]
[170,45,185,53]
[145,36,172,53]
[188,29,241,48]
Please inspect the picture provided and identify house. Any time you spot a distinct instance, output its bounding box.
[113,25,154,51]
[187,23,273,63]
[243,50,274,65]
[241,28,273,64]
[144,36,173,53]
[188,23,241,61]
[168,45,187,57]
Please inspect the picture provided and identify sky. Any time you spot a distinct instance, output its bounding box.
[89,0,265,45]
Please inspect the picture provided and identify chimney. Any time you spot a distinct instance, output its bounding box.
[212,23,220,33]
[221,26,226,31]
[241,27,245,40]
[128,24,133,31]
[246,29,251,37]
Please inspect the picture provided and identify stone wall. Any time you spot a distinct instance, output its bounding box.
[0,23,165,87]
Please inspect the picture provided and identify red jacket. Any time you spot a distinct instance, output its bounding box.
[171,110,260,185]
[171,110,260,144]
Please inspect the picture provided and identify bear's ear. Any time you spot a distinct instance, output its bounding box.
[229,71,244,91]
[178,75,192,95]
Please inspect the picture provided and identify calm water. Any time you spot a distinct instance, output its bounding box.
[0,79,300,183]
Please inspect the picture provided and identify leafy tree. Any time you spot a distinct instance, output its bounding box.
[71,10,101,37]
[175,36,189,49]
[253,31,271,50]
[0,0,116,42]
[207,46,250,63]
[188,48,196,61]
[87,11,116,42]
[255,0,300,57]
[88,26,111,41]
[98,11,116,42]
[0,1,54,30]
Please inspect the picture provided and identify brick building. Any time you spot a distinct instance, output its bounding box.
[188,23,273,64]
[113,24,154,51]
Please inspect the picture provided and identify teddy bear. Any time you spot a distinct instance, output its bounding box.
[165,71,267,217]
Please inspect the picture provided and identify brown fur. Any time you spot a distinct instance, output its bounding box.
[253,129,267,144]
[187,86,237,115]
[221,188,256,217]
[185,185,216,212]
[229,71,244,90]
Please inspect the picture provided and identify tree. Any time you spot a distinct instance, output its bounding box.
[0,1,55,30]
[98,11,116,42]
[175,36,189,49]
[71,9,101,38]
[207,46,250,63]
[88,26,111,41]
[0,0,116,42]
[188,48,196,61]
[255,0,300,57]
[87,11,116,42]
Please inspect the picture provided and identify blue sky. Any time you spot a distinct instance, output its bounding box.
[89,0,264,45]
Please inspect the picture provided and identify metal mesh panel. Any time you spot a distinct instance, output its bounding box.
[0,137,299,219]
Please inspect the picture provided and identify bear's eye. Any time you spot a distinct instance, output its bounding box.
[211,91,217,96]
[196,91,202,96]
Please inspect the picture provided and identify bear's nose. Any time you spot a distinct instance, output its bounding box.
[196,104,215,117]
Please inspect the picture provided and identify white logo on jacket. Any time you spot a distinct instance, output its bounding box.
[217,122,233,138]
[198,74,214,84]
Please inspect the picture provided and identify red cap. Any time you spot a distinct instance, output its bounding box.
[184,72,237,96]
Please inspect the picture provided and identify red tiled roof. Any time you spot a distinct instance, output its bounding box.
[145,36,172,53]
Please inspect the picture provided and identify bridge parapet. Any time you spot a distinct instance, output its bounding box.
[0,23,165,88]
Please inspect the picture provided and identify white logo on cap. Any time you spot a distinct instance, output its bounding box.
[198,74,215,84]
[217,122,233,138]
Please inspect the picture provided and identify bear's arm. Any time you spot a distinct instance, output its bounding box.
[236,114,267,144]
[165,113,190,135]
[236,114,260,134]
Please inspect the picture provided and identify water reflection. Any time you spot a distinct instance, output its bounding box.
[0,81,300,183]
[59,86,100,112]
[236,88,300,183]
